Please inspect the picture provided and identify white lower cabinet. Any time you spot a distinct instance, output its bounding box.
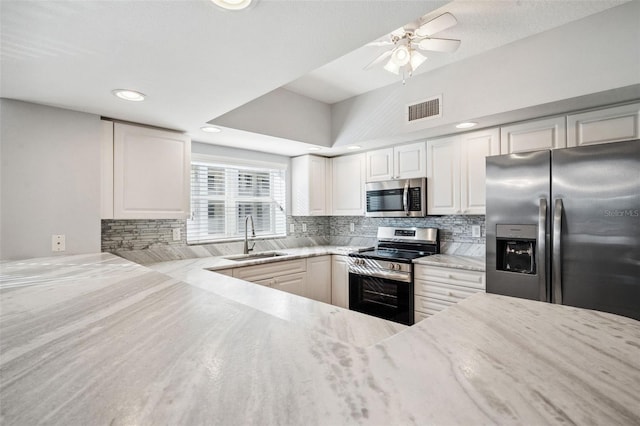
[229,257,331,302]
[271,272,306,297]
[331,255,349,309]
[306,256,331,303]
[414,264,485,319]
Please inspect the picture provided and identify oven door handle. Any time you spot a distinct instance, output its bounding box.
[403,180,410,216]
[349,269,412,284]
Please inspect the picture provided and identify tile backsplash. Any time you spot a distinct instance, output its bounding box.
[103,215,485,257]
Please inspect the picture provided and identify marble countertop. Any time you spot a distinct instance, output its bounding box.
[413,254,486,271]
[149,245,370,272]
[2,253,639,425]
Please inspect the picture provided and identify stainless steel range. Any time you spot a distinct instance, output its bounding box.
[348,227,439,325]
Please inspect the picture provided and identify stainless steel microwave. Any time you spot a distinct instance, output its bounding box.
[365,178,427,217]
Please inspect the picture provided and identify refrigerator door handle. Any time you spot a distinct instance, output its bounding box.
[538,198,548,302]
[553,198,564,304]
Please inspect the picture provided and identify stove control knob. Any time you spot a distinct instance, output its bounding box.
[390,263,396,270]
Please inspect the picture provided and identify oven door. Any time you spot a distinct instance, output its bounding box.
[349,272,414,325]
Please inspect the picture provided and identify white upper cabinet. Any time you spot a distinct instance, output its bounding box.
[365,142,426,182]
[567,102,640,147]
[331,153,365,216]
[103,121,191,220]
[500,116,566,154]
[365,148,394,181]
[291,155,329,216]
[427,129,499,215]
[427,136,460,215]
[460,129,500,215]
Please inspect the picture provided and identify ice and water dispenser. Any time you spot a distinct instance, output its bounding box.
[495,224,537,274]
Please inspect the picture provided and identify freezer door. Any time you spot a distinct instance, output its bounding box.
[552,139,640,320]
[486,150,551,301]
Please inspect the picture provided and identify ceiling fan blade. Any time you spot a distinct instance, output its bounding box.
[365,40,394,47]
[415,12,457,37]
[417,38,461,53]
[363,49,392,70]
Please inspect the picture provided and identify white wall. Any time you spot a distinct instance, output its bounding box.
[330,1,640,146]
[211,88,332,147]
[0,99,102,259]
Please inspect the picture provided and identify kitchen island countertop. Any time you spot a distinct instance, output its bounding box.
[1,253,639,425]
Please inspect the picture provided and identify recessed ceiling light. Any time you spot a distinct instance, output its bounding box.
[347,145,361,150]
[112,89,146,102]
[308,147,321,151]
[211,0,253,10]
[456,122,477,129]
[201,126,222,133]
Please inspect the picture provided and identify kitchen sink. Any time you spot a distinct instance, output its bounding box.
[224,252,288,261]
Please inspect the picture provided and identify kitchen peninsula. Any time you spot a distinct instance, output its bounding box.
[1,253,639,425]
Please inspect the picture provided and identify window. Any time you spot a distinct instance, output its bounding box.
[187,157,287,244]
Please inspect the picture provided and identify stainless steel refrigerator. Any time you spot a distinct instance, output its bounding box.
[486,139,640,321]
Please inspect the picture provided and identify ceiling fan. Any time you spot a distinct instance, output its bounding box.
[365,12,461,78]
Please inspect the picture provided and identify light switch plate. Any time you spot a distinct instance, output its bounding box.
[472,225,481,238]
[52,234,65,252]
[289,224,295,233]
[302,223,307,232]
[172,228,181,241]
[350,223,355,232]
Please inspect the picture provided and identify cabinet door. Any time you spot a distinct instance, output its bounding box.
[291,155,328,216]
[331,255,349,308]
[567,103,640,147]
[500,116,566,154]
[427,136,460,215]
[113,123,191,219]
[272,272,306,297]
[365,148,393,182]
[306,256,331,303]
[331,154,365,216]
[460,129,500,215]
[100,120,114,219]
[395,142,427,179]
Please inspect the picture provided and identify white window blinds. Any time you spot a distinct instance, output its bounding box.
[188,158,287,244]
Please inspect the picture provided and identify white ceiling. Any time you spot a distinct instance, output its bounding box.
[0,0,630,157]
[284,0,630,104]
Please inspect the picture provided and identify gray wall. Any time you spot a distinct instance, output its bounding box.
[0,99,102,259]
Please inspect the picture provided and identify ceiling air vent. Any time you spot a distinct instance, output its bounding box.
[406,95,442,123]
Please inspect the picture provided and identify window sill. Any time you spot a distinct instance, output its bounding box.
[187,234,287,246]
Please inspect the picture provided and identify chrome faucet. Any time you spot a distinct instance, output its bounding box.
[243,215,256,254]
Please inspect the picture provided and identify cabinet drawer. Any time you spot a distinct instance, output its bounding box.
[415,279,482,303]
[414,294,452,315]
[414,265,485,290]
[233,259,306,282]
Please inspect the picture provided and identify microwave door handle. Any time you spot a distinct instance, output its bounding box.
[403,180,409,216]
[552,198,563,304]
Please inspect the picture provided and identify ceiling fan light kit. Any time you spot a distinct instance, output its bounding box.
[211,0,253,11]
[366,12,461,81]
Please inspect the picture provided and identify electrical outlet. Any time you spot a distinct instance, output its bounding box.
[52,234,65,252]
[302,223,307,232]
[172,228,181,241]
[350,223,355,232]
[289,223,295,233]
[472,225,481,238]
